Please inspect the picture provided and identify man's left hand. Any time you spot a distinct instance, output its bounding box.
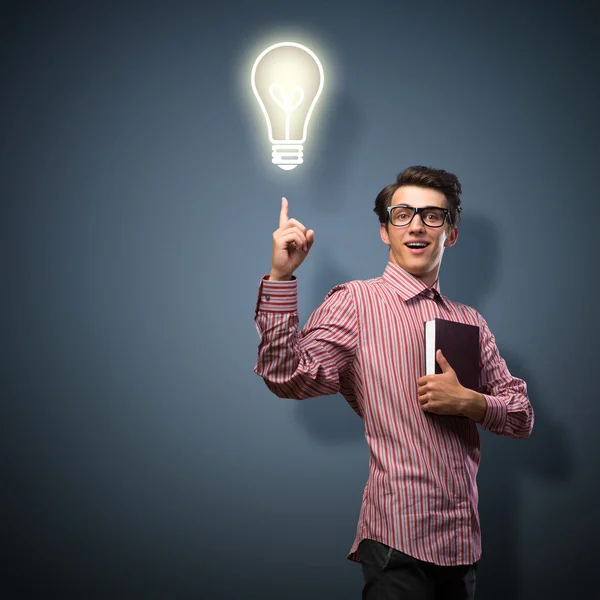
[417,349,475,417]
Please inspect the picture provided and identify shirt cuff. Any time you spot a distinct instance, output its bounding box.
[480,394,507,432]
[255,275,298,313]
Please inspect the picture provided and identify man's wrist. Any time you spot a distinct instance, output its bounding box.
[461,389,488,423]
[269,271,294,282]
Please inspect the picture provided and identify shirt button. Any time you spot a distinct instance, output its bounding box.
[265,295,270,301]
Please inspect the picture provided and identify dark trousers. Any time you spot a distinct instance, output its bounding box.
[358,539,477,600]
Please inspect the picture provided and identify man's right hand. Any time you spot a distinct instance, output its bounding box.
[270,197,315,281]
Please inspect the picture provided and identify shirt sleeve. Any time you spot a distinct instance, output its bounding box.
[477,313,535,438]
[254,275,359,399]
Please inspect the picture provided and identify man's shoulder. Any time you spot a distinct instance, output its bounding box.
[319,277,388,311]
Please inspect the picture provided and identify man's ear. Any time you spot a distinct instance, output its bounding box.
[444,226,459,248]
[380,222,391,246]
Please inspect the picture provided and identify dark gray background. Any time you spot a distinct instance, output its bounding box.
[2,1,599,598]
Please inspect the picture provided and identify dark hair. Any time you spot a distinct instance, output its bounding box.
[373,166,462,227]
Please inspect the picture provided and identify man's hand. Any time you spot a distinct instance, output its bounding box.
[270,197,315,281]
[417,350,487,422]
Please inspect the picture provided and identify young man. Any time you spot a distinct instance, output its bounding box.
[254,166,534,600]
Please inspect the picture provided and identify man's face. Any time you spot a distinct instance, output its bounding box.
[380,185,458,286]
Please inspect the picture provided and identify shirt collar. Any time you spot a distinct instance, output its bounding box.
[382,261,445,305]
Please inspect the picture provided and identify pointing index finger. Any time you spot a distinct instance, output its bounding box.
[279,197,289,228]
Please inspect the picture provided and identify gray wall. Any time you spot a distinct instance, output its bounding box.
[2,1,598,598]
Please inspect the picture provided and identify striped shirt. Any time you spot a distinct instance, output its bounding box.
[254,261,534,567]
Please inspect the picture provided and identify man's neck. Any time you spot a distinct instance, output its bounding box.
[388,259,439,289]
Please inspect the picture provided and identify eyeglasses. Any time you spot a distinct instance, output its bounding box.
[386,205,452,228]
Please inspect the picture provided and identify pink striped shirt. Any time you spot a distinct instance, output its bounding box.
[254,261,534,567]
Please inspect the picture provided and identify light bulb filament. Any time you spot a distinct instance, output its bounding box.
[268,84,305,140]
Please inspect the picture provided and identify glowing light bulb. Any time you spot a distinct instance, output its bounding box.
[251,42,324,170]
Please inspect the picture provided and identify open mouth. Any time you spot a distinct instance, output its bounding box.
[405,242,429,255]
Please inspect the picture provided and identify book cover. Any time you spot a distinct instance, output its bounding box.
[424,318,480,391]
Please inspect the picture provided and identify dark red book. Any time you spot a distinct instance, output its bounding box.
[424,318,480,391]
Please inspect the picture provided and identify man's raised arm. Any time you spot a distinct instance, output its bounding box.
[254,198,358,400]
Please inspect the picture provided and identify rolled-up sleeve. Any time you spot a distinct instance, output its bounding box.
[254,276,359,400]
[478,314,534,438]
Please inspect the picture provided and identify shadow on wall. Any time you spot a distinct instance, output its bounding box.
[476,348,573,600]
[442,215,573,600]
[291,213,573,598]
[440,213,499,308]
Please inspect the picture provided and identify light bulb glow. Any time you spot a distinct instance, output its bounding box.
[251,42,324,170]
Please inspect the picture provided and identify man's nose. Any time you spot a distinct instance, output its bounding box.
[408,211,426,231]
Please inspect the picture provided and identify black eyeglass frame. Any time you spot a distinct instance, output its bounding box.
[386,205,453,228]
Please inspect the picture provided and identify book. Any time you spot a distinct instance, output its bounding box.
[424,318,480,391]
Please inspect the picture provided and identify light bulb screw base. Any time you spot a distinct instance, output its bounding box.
[272,144,304,170]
